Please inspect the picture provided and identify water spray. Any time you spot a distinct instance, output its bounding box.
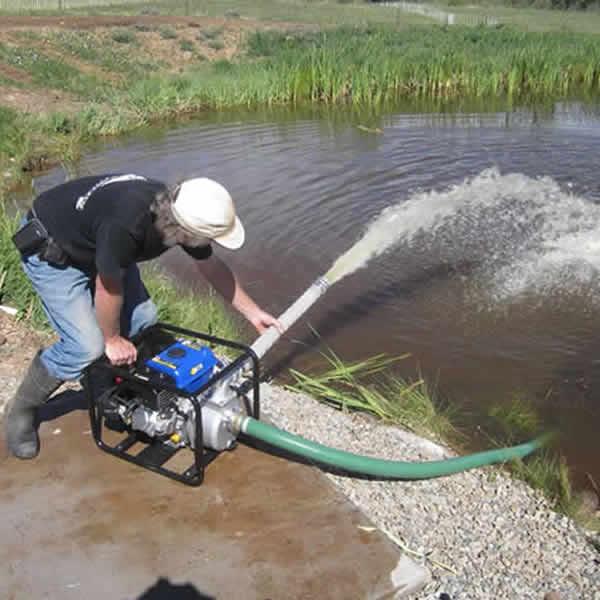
[250,205,408,359]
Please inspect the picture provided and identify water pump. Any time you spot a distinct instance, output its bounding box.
[86,323,260,486]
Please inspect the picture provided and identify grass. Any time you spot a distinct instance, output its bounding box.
[207,39,224,51]
[179,39,195,52]
[0,0,433,29]
[110,28,138,45]
[0,106,26,162]
[0,42,110,99]
[289,347,455,441]
[434,2,600,35]
[0,200,48,326]
[143,268,240,341]
[46,29,163,77]
[159,26,178,40]
[199,26,224,41]
[0,106,84,186]
[5,0,600,34]
[486,394,541,441]
[244,27,600,101]
[93,27,600,115]
[103,27,600,117]
[7,0,600,35]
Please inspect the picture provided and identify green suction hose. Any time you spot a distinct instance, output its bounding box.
[240,416,547,479]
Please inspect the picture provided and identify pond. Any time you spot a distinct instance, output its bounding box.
[30,100,600,489]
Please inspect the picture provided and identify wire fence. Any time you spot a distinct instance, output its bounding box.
[0,0,501,26]
[379,1,500,26]
[0,0,151,10]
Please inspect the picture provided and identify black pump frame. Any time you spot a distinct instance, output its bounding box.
[85,322,260,486]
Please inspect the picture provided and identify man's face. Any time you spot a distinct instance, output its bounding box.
[177,228,210,248]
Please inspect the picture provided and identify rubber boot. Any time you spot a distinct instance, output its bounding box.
[6,351,63,459]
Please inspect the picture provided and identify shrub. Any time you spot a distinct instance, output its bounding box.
[159,26,178,40]
[180,39,195,52]
[111,29,137,45]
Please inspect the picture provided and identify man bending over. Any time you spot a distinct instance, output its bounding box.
[7,174,281,459]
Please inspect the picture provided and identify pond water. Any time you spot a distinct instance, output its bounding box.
[30,101,600,488]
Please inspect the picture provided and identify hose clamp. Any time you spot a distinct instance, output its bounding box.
[314,276,330,292]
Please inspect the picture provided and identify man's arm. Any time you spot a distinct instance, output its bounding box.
[95,273,137,365]
[193,255,282,334]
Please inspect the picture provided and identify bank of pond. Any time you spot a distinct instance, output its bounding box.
[3,25,600,184]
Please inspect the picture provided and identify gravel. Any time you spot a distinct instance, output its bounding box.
[259,383,600,600]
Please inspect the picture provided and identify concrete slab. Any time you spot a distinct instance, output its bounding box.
[0,401,428,600]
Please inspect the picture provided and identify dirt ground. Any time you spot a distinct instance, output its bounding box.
[0,15,302,115]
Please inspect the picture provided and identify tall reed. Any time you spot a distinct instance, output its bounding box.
[117,26,600,119]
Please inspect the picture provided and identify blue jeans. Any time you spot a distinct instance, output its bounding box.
[22,253,158,381]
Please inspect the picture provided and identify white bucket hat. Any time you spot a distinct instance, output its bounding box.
[171,178,245,250]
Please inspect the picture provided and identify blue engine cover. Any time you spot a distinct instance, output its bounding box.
[145,340,220,393]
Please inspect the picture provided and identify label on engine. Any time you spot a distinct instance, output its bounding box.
[146,341,220,393]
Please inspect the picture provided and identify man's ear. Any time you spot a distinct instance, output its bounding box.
[170,182,183,202]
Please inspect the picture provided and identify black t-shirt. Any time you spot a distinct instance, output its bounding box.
[33,174,212,277]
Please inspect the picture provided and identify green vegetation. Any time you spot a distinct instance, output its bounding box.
[93,26,600,116]
[199,26,224,41]
[438,0,598,12]
[0,107,83,186]
[47,30,162,76]
[0,42,110,98]
[144,269,240,341]
[244,27,600,100]
[207,39,224,51]
[0,0,432,29]
[0,106,25,163]
[110,28,138,45]
[487,394,540,441]
[289,348,454,439]
[134,23,153,33]
[436,2,600,34]
[6,0,600,35]
[159,26,178,40]
[0,200,47,327]
[179,39,195,52]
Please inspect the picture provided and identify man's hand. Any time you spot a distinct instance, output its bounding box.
[248,309,284,335]
[105,335,137,366]
[193,255,283,335]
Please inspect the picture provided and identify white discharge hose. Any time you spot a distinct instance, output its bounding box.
[250,277,330,360]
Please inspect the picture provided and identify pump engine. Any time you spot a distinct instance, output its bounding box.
[86,324,259,486]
